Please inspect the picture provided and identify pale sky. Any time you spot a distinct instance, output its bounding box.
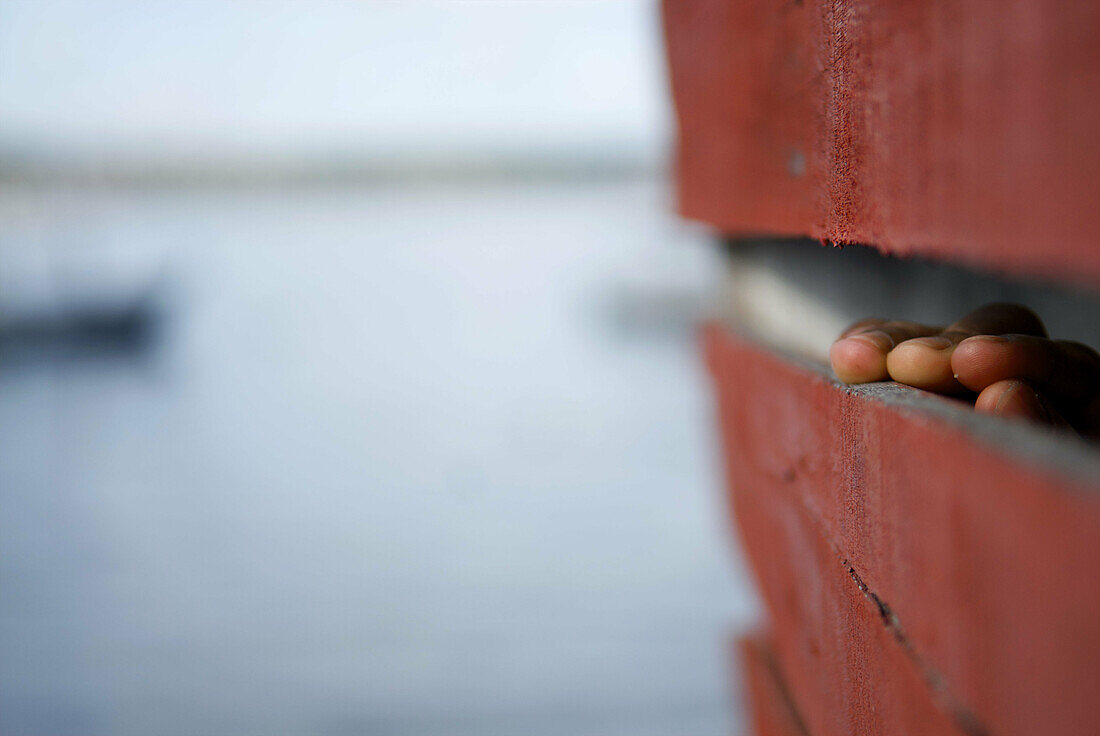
[0,0,671,164]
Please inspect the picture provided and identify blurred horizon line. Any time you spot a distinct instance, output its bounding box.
[0,145,666,189]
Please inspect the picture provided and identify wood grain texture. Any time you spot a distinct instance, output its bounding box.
[738,632,811,736]
[706,324,1100,736]
[664,0,1100,286]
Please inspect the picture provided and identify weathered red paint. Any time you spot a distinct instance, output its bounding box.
[733,450,969,736]
[738,632,810,736]
[664,0,1100,287]
[706,325,1100,736]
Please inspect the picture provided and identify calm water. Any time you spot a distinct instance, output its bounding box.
[0,178,758,736]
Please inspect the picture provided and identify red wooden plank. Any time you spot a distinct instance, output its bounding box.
[728,434,972,736]
[738,632,811,736]
[664,0,1100,287]
[739,632,811,736]
[706,325,1100,736]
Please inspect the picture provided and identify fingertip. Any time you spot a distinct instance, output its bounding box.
[839,317,887,339]
[951,334,1016,391]
[952,303,1048,338]
[957,334,1009,348]
[830,335,889,384]
[976,379,1057,426]
[884,337,958,392]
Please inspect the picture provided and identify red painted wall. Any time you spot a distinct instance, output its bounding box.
[664,0,1100,287]
[738,632,811,736]
[706,325,1100,736]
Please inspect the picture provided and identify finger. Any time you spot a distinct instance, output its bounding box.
[942,302,1048,340]
[830,320,941,384]
[839,318,888,339]
[952,335,1100,410]
[885,335,962,394]
[974,379,1071,429]
[885,303,1049,394]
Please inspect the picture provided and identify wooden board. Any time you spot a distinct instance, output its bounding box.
[664,0,1100,287]
[706,324,1100,736]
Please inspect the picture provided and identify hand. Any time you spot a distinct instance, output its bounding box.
[830,303,1100,438]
